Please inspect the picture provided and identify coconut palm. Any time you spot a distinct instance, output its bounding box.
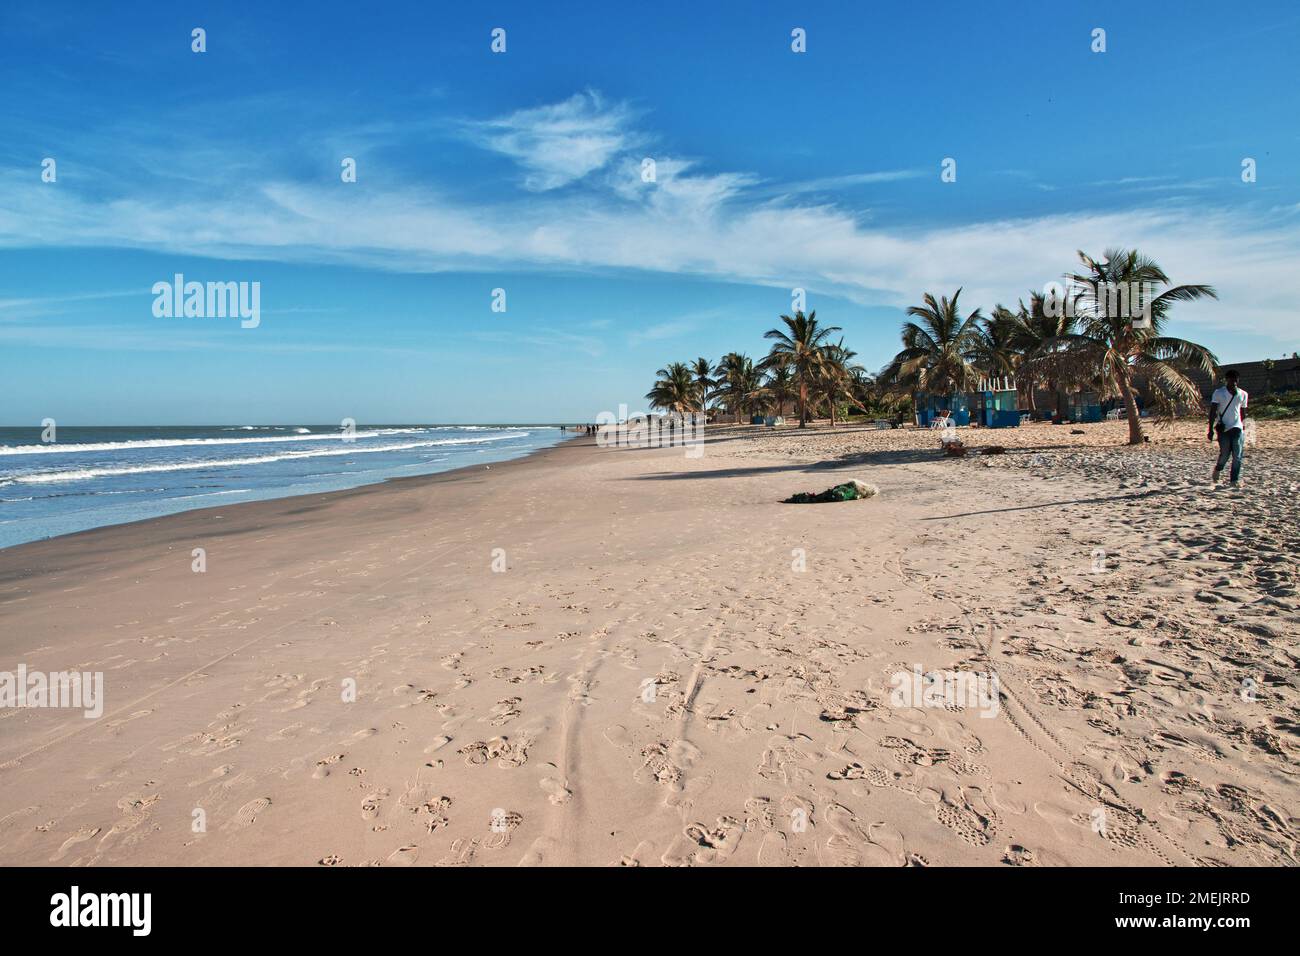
[969,306,1021,380]
[690,356,714,421]
[1032,249,1218,444]
[645,361,696,420]
[737,360,767,419]
[1008,291,1077,413]
[762,359,796,419]
[816,338,866,426]
[848,365,881,416]
[713,352,763,423]
[883,289,983,400]
[763,310,841,427]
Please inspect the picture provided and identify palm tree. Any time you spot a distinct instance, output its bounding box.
[1009,291,1076,414]
[645,362,696,420]
[816,338,866,426]
[848,365,880,417]
[713,352,762,423]
[1036,249,1218,445]
[764,310,840,427]
[762,359,796,419]
[883,289,983,403]
[690,357,714,421]
[736,359,766,420]
[969,306,1021,380]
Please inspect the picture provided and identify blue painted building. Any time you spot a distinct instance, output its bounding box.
[1067,391,1103,423]
[971,377,1021,428]
[914,391,970,427]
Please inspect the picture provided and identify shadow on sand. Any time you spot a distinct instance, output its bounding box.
[922,485,1186,520]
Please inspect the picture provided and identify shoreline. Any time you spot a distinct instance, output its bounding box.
[0,432,588,572]
[0,421,1295,866]
[0,429,579,556]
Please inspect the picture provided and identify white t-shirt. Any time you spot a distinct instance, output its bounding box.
[1211,386,1248,431]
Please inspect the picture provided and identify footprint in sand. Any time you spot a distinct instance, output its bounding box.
[102,793,161,847]
[603,724,632,748]
[742,796,777,832]
[434,837,479,867]
[519,835,560,866]
[313,754,346,779]
[49,826,102,862]
[265,722,304,742]
[662,815,744,865]
[539,775,573,805]
[635,743,685,792]
[616,840,656,867]
[227,797,272,830]
[490,697,522,725]
[823,804,888,866]
[360,789,390,822]
[459,736,529,768]
[187,764,234,788]
[757,830,791,866]
[386,844,421,866]
[1002,844,1037,866]
[756,735,814,786]
[933,787,997,847]
[484,810,523,849]
[1003,842,1070,867]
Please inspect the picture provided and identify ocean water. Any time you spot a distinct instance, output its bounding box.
[0,424,567,550]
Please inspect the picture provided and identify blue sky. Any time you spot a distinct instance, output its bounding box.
[2,0,1298,424]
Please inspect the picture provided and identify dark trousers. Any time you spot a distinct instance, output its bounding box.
[1215,427,1244,483]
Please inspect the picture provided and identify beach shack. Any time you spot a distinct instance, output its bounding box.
[1066,390,1102,423]
[913,391,969,427]
[970,377,1021,428]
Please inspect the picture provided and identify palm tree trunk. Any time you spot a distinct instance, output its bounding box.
[798,380,808,428]
[1114,366,1143,445]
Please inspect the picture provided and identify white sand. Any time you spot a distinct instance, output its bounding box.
[0,421,1295,866]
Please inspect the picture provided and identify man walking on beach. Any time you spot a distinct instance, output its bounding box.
[1208,369,1248,487]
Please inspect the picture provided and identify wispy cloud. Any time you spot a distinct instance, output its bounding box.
[2,91,1298,347]
[468,91,638,191]
[626,309,729,346]
[0,289,140,320]
[773,168,923,196]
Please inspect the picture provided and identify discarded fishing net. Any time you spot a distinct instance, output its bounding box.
[783,479,880,504]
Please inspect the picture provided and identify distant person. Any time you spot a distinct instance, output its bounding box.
[1208,369,1248,487]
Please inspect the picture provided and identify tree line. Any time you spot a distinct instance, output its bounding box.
[646,248,1218,445]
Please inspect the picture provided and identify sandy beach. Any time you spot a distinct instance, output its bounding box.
[0,420,1296,867]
